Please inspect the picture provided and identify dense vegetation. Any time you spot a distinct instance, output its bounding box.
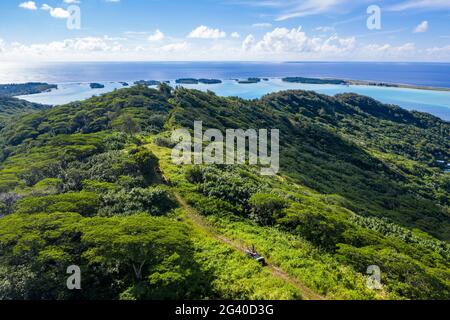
[0,83,57,96]
[0,85,448,300]
[282,77,347,85]
[134,80,160,86]
[198,79,222,84]
[0,96,49,131]
[174,79,222,85]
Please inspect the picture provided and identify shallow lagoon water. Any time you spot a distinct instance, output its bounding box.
[17,82,124,106]
[18,78,450,121]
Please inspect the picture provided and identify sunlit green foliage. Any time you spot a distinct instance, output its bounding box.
[0,96,49,131]
[0,85,449,300]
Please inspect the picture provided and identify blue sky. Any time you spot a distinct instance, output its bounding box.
[0,0,449,61]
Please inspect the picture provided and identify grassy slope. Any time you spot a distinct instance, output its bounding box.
[185,209,304,300]
[150,143,386,299]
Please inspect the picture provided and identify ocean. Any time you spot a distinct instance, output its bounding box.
[1,61,449,120]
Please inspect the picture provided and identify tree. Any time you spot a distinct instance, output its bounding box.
[0,212,83,300]
[99,186,176,216]
[249,193,287,226]
[0,192,22,216]
[158,82,173,98]
[80,214,201,299]
[122,115,141,135]
[282,204,346,251]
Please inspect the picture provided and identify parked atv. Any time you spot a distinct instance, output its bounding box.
[245,246,267,266]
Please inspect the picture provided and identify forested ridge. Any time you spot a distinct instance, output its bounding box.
[0,83,57,97]
[0,96,49,131]
[0,85,448,300]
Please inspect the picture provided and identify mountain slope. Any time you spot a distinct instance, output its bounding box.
[0,96,49,131]
[0,85,448,300]
[168,88,450,240]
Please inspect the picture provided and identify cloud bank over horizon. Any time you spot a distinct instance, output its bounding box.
[1,0,449,62]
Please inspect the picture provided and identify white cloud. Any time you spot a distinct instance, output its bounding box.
[101,36,127,42]
[360,42,416,59]
[0,26,448,62]
[231,32,241,39]
[54,37,111,51]
[5,37,118,58]
[148,29,165,41]
[19,1,37,10]
[41,4,71,18]
[414,21,429,33]
[242,34,255,51]
[320,35,356,54]
[425,45,450,60]
[160,42,188,52]
[243,27,355,56]
[277,0,348,20]
[258,0,350,21]
[252,23,273,28]
[124,31,148,36]
[188,25,226,39]
[63,0,81,3]
[229,0,350,20]
[315,26,334,32]
[388,0,450,11]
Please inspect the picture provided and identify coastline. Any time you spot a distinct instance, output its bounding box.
[7,77,450,121]
[4,76,450,97]
[345,79,450,92]
[280,76,450,92]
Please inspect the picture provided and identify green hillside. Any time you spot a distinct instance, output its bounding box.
[0,85,448,300]
[0,96,49,131]
[0,83,57,97]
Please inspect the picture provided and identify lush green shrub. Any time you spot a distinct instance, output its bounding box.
[249,193,287,226]
[0,193,22,216]
[14,192,99,216]
[153,136,176,148]
[279,204,347,251]
[336,244,450,299]
[99,187,176,216]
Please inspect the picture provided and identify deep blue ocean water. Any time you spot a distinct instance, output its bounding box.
[2,61,450,87]
[1,62,449,120]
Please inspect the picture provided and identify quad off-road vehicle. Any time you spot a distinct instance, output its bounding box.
[245,246,267,266]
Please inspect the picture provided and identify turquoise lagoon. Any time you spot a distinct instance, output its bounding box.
[18,78,450,120]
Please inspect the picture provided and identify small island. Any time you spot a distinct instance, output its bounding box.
[237,78,261,84]
[282,76,450,92]
[198,79,222,84]
[282,77,347,85]
[134,80,160,86]
[119,82,129,87]
[175,78,222,85]
[0,82,58,96]
[175,78,199,84]
[90,83,105,89]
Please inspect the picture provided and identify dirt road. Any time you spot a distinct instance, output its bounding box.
[174,193,326,301]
